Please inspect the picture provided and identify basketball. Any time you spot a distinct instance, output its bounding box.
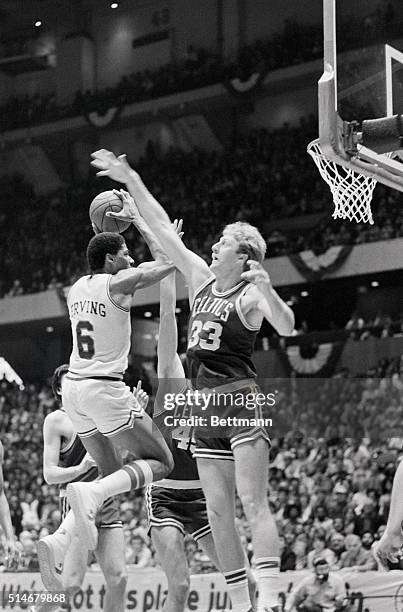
[89,191,131,233]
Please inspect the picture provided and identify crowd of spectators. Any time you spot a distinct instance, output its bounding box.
[0,2,401,130]
[0,117,402,299]
[0,353,402,573]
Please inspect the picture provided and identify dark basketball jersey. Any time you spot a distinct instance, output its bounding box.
[187,277,260,388]
[59,430,98,491]
[153,395,199,486]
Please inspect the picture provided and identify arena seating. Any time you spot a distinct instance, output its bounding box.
[1,355,402,571]
[0,119,402,299]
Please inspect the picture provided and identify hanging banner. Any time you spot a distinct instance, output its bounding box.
[225,69,267,97]
[2,569,403,611]
[289,245,353,282]
[84,106,123,128]
[278,340,345,377]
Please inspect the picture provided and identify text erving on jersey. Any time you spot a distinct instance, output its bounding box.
[69,300,107,318]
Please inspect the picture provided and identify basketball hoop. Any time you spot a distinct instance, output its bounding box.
[307,139,376,224]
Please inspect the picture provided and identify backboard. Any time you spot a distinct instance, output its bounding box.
[308,0,403,223]
[335,0,403,121]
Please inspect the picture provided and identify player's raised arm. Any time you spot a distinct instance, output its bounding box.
[91,150,211,299]
[241,260,295,336]
[113,189,172,266]
[157,270,185,380]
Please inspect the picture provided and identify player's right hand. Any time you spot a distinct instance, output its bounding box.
[80,453,97,473]
[374,530,403,569]
[133,380,149,412]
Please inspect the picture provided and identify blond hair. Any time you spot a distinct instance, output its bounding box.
[224,221,267,263]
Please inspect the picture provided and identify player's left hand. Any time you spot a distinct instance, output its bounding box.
[107,189,140,224]
[241,260,272,291]
[133,380,149,412]
[172,218,184,240]
[374,531,403,569]
[91,149,134,183]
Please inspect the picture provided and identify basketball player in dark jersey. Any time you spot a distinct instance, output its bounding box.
[37,364,128,612]
[148,267,256,612]
[91,149,294,612]
[0,440,19,568]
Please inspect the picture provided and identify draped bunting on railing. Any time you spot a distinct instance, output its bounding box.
[289,245,353,282]
[278,340,346,376]
[84,105,123,128]
[225,68,267,97]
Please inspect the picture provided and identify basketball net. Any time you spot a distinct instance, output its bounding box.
[307,139,376,224]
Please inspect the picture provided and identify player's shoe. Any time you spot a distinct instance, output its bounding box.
[66,481,101,550]
[37,530,67,590]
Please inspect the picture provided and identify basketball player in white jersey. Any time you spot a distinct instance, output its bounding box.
[37,364,129,612]
[90,150,294,612]
[0,440,19,568]
[63,203,175,552]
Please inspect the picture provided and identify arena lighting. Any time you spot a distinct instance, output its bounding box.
[46,326,54,333]
[34,20,42,27]
[110,2,119,8]
[371,281,379,287]
[144,311,152,318]
[301,290,309,297]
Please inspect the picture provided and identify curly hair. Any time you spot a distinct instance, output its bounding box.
[86,232,125,272]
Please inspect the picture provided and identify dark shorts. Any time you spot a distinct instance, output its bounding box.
[60,491,122,529]
[145,485,211,541]
[192,381,272,458]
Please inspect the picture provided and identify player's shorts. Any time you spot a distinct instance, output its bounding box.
[60,490,122,529]
[62,375,144,438]
[145,485,211,541]
[192,379,272,460]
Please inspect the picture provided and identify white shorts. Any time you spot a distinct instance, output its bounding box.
[62,375,144,438]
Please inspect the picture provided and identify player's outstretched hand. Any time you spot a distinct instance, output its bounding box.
[91,149,135,183]
[133,380,149,412]
[172,218,184,240]
[374,531,403,569]
[241,260,272,291]
[106,189,140,224]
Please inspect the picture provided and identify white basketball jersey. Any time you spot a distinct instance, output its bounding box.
[67,274,131,378]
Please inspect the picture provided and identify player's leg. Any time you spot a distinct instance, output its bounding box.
[96,527,127,612]
[66,382,173,549]
[65,431,123,549]
[72,415,173,513]
[233,436,280,612]
[196,453,252,612]
[197,532,257,609]
[151,525,190,612]
[61,535,88,595]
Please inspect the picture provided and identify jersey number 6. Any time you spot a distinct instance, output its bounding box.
[76,321,95,359]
